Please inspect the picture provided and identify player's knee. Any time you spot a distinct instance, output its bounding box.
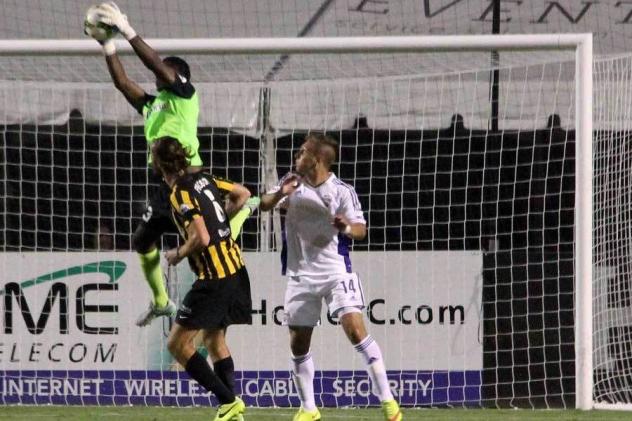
[167,335,183,357]
[345,327,366,345]
[341,315,368,345]
[203,336,226,358]
[290,339,310,356]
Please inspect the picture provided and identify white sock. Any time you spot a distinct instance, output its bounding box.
[291,352,316,411]
[354,335,394,402]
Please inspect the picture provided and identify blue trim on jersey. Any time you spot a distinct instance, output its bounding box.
[337,233,352,273]
[333,178,362,210]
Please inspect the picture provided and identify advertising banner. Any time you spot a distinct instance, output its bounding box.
[0,251,482,406]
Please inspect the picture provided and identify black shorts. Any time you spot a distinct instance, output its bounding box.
[175,268,253,330]
[141,179,176,228]
[133,179,178,251]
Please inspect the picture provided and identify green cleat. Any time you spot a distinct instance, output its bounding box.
[213,396,245,421]
[381,399,402,421]
[292,407,321,421]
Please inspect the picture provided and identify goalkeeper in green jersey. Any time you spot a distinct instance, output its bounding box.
[90,2,259,327]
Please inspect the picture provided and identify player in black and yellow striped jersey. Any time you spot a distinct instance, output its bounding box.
[153,136,250,421]
[169,177,247,281]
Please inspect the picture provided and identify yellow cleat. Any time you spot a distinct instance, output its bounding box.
[382,399,402,421]
[292,407,321,421]
[213,396,245,421]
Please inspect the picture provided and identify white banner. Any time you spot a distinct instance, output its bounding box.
[0,251,482,371]
[0,253,168,370]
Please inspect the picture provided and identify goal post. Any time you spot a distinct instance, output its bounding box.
[574,35,593,411]
[0,34,596,409]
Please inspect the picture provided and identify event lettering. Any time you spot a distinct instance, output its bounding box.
[532,1,597,24]
[615,1,632,24]
[423,0,466,18]
[346,1,623,31]
[476,0,523,23]
[349,0,389,15]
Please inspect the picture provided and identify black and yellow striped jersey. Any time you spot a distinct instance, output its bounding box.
[169,172,246,280]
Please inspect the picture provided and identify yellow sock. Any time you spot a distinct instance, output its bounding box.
[138,248,168,308]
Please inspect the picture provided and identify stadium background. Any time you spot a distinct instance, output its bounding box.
[1,0,631,411]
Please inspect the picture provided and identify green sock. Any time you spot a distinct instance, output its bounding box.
[139,248,168,308]
[229,207,251,241]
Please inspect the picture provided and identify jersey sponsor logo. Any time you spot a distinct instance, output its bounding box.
[145,101,168,119]
[151,102,168,113]
[179,203,191,214]
[218,228,231,238]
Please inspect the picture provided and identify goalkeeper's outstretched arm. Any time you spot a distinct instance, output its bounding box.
[103,53,145,111]
[97,2,178,86]
[128,37,178,86]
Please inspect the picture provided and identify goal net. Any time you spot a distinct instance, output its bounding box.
[592,55,632,410]
[0,34,619,411]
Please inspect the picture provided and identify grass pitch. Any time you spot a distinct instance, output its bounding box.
[0,406,629,421]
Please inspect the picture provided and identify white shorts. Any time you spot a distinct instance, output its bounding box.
[283,272,365,327]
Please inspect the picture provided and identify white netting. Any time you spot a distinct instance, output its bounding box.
[592,54,632,409]
[0,37,602,409]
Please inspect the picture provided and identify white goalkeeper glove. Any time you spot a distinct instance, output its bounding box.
[96,1,137,41]
[100,39,116,56]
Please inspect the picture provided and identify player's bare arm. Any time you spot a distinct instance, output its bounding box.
[88,3,145,109]
[128,37,178,85]
[97,2,177,86]
[165,217,210,266]
[260,173,302,211]
[332,215,367,241]
[223,183,251,219]
[104,54,146,110]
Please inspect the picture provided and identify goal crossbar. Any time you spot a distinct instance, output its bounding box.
[0,34,591,55]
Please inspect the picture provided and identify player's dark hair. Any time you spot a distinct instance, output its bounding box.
[152,137,191,176]
[305,132,338,168]
[163,56,191,81]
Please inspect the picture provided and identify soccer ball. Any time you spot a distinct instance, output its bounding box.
[83,5,117,41]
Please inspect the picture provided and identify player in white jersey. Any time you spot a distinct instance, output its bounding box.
[260,133,402,421]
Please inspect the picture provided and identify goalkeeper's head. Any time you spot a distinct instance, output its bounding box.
[156,56,191,90]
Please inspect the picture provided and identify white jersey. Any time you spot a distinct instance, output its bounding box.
[268,173,366,276]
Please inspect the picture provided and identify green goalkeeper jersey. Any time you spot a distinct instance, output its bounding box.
[141,75,202,167]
